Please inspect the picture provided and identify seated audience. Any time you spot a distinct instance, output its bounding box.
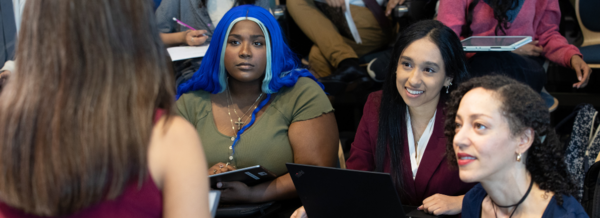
[156,0,270,86]
[1,0,25,77]
[446,75,586,217]
[286,0,394,82]
[438,0,592,90]
[291,20,474,218]
[176,5,339,203]
[0,0,210,217]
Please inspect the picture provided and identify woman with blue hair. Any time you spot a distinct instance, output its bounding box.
[176,5,339,203]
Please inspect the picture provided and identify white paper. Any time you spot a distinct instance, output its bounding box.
[344,0,362,44]
[167,45,209,61]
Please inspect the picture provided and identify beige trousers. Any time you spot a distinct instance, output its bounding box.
[287,0,393,77]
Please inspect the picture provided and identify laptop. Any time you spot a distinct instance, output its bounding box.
[286,163,437,218]
[461,36,532,52]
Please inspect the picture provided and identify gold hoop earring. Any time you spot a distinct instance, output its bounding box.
[516,153,522,162]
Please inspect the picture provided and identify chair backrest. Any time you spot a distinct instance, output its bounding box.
[583,161,600,217]
[576,0,600,47]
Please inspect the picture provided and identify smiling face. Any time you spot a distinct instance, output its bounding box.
[224,20,267,83]
[396,37,452,110]
[452,87,526,183]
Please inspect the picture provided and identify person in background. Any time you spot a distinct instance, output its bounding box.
[438,0,592,91]
[0,0,26,77]
[446,75,586,217]
[286,0,394,84]
[176,5,339,205]
[291,20,474,218]
[0,0,210,217]
[156,0,270,86]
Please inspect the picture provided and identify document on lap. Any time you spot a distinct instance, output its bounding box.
[167,45,210,61]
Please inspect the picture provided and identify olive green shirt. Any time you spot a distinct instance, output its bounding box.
[176,78,334,176]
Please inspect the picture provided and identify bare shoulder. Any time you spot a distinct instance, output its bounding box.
[148,115,205,189]
[149,115,211,218]
[152,115,199,143]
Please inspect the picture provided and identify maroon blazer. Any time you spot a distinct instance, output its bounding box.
[346,91,475,206]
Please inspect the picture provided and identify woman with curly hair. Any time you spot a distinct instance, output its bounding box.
[446,75,586,217]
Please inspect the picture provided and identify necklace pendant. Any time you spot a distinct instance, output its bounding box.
[235,117,244,129]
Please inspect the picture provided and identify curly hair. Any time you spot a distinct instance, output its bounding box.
[444,75,576,205]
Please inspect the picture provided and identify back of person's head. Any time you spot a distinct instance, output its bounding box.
[176,5,320,98]
[444,75,576,204]
[0,0,174,216]
[376,19,469,192]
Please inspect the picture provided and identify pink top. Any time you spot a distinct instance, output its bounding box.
[345,91,475,206]
[438,0,582,68]
[0,110,166,218]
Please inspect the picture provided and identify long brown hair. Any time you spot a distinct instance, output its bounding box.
[0,0,174,216]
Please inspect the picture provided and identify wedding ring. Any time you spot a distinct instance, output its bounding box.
[219,165,223,169]
[225,163,229,168]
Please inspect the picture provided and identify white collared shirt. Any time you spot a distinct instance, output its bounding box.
[406,108,436,180]
[13,0,25,33]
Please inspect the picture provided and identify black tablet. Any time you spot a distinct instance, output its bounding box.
[209,165,277,188]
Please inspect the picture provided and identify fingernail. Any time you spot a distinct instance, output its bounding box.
[217,182,222,188]
[579,76,582,81]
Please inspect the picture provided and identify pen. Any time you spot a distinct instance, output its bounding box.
[173,17,196,30]
[173,17,208,37]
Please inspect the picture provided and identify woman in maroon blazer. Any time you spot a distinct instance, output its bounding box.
[344,20,474,216]
[291,20,474,218]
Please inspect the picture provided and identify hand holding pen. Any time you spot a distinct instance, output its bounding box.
[173,17,208,46]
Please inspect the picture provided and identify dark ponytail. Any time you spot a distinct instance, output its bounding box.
[461,0,520,37]
[461,0,479,38]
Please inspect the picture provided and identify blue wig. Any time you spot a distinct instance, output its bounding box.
[176,5,322,98]
[176,5,323,155]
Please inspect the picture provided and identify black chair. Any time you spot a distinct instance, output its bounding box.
[575,0,600,69]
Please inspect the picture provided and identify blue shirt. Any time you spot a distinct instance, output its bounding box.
[462,184,589,218]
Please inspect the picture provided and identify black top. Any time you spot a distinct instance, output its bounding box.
[462,184,589,218]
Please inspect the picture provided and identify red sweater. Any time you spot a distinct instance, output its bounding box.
[438,0,582,68]
[0,110,166,218]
